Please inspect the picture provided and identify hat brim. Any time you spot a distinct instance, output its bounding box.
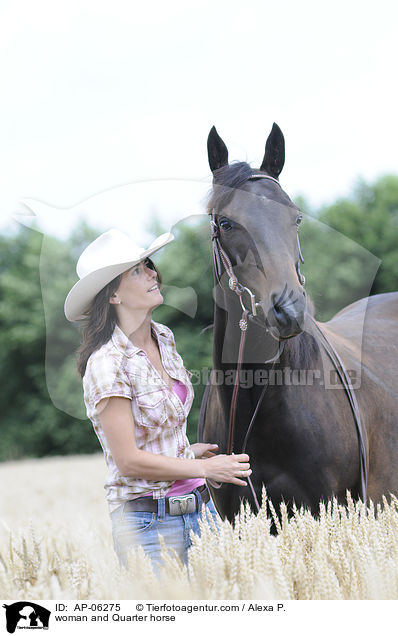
[64,232,174,321]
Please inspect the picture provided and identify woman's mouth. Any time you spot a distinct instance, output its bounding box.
[147,284,159,292]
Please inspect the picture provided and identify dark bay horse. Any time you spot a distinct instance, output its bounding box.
[199,123,398,522]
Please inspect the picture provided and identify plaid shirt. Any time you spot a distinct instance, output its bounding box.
[83,321,195,512]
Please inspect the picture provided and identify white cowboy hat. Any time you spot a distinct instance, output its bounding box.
[64,228,174,321]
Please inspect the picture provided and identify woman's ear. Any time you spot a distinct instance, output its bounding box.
[109,294,121,305]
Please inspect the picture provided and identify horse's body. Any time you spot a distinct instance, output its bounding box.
[200,124,398,521]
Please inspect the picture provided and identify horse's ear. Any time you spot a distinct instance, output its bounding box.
[260,122,285,178]
[207,126,229,172]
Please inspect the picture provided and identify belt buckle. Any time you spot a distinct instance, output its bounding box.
[169,493,196,516]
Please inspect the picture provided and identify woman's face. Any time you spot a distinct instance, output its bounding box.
[111,258,163,311]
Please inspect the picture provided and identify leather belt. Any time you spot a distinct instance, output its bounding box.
[123,484,210,515]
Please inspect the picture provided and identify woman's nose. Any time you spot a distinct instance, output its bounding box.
[146,266,157,279]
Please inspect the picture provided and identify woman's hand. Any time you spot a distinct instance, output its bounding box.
[203,453,251,486]
[190,443,219,459]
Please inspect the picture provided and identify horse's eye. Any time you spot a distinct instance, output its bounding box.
[219,217,233,231]
[296,214,303,226]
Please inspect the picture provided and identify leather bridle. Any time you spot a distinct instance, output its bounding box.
[210,174,305,331]
[207,173,369,509]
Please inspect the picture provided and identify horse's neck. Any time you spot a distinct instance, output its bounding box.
[211,298,323,453]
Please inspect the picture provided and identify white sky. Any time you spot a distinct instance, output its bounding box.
[1,0,398,244]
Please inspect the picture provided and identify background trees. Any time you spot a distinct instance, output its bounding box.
[1,174,397,459]
[0,223,100,459]
[299,175,398,320]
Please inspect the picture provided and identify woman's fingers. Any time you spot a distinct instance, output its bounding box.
[232,477,248,486]
[234,466,252,486]
[232,453,250,462]
[204,452,251,485]
[234,462,250,471]
[228,454,252,482]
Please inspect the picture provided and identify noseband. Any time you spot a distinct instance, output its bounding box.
[206,173,368,509]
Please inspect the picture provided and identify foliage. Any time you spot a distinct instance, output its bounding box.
[0,223,99,460]
[299,175,398,320]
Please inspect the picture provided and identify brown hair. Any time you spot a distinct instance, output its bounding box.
[76,258,162,377]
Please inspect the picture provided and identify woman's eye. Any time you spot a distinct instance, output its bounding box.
[219,217,233,231]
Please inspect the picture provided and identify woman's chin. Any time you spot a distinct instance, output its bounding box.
[150,292,164,308]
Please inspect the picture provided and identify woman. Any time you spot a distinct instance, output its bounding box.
[64,228,251,572]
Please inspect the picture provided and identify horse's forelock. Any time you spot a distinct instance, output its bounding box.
[207,161,253,213]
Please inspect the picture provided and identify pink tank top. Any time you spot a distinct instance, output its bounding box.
[143,379,205,498]
[171,379,188,404]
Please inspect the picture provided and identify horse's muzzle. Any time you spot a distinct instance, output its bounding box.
[268,291,306,339]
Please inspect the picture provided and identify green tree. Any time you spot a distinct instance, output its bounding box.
[320,176,398,295]
[0,223,99,460]
[298,175,398,321]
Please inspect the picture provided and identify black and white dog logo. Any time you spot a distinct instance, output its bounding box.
[2,602,51,633]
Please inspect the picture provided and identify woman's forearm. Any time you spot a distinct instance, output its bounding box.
[120,448,207,481]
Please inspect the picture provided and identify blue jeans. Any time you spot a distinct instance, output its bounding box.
[110,487,220,573]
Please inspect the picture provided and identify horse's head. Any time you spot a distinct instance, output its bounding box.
[207,123,307,340]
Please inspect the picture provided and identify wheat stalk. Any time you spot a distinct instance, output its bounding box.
[1,455,398,599]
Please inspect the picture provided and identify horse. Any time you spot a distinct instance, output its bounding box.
[198,122,398,522]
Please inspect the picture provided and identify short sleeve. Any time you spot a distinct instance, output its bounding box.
[83,349,132,418]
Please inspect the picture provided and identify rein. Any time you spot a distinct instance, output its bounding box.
[206,173,369,510]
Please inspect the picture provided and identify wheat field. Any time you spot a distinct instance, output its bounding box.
[1,454,398,600]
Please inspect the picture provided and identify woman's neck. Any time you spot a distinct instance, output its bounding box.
[117,311,154,349]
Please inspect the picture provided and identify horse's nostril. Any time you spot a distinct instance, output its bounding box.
[270,291,306,337]
[272,293,295,317]
[273,301,284,318]
[271,289,287,308]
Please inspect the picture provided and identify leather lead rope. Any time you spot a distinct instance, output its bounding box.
[227,309,249,455]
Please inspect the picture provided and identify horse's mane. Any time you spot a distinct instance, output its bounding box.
[282,325,319,370]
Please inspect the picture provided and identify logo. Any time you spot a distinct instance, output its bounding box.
[2,603,51,634]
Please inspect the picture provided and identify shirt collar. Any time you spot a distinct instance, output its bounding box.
[111,320,170,358]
